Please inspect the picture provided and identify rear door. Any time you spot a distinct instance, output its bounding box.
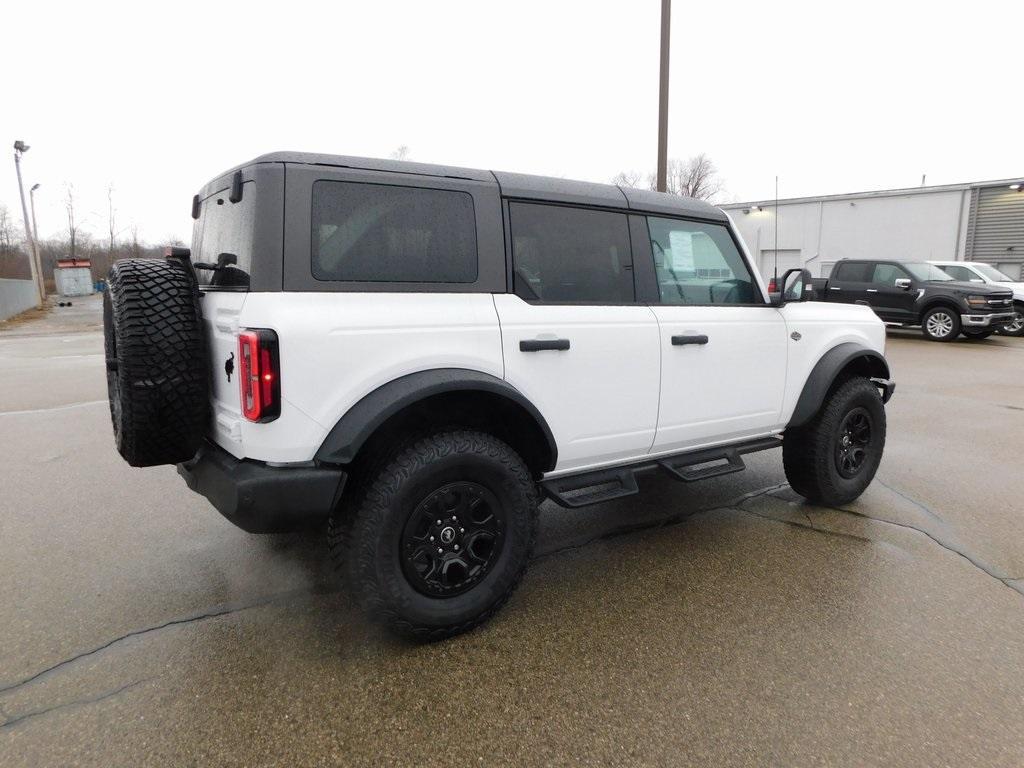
[868,262,916,322]
[494,201,661,473]
[638,215,788,451]
[828,261,874,307]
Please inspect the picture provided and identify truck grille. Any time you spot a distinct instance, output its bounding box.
[988,295,1013,307]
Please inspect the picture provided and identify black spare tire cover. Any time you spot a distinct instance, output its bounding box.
[103,258,209,467]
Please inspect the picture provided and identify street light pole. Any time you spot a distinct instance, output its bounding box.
[30,184,45,304]
[13,141,45,308]
[656,0,671,193]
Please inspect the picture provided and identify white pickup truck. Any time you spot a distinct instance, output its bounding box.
[102,152,894,639]
[930,260,1024,337]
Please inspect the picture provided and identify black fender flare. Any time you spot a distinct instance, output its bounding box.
[788,343,893,428]
[314,368,557,470]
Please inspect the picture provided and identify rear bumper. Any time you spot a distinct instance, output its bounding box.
[961,311,1016,328]
[177,442,346,533]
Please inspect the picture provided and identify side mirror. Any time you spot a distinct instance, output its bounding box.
[894,278,912,290]
[773,268,813,305]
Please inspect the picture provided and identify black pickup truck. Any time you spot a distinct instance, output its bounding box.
[811,259,1016,341]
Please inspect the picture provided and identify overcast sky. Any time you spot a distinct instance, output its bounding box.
[3,0,1021,246]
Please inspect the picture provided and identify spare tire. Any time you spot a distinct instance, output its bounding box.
[103,258,209,467]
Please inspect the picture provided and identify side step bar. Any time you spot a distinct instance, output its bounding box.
[541,436,782,509]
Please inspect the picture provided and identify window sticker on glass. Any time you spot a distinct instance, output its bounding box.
[668,230,695,272]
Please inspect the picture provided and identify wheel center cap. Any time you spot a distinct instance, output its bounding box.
[439,526,456,544]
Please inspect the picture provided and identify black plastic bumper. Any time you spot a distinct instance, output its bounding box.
[177,442,346,533]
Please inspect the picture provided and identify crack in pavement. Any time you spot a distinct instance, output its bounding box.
[873,477,944,523]
[0,585,337,698]
[0,678,150,731]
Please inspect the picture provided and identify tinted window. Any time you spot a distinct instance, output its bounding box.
[834,262,873,282]
[871,263,909,285]
[647,217,756,304]
[938,264,975,282]
[312,181,477,283]
[509,203,633,303]
[194,187,255,289]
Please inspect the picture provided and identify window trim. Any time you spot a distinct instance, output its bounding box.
[638,213,772,308]
[502,198,642,306]
[310,179,479,285]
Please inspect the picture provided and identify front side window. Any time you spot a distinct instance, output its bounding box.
[871,263,910,285]
[647,217,757,304]
[312,181,477,283]
[509,202,634,303]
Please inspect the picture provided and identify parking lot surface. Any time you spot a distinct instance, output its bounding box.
[2,295,1023,766]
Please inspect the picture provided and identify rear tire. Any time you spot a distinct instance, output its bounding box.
[783,377,886,506]
[921,306,960,342]
[329,430,538,640]
[103,258,209,467]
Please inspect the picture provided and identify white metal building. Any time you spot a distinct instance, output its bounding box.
[54,258,95,297]
[722,178,1024,280]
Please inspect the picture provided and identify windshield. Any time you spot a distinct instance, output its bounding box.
[973,263,1014,282]
[903,262,954,282]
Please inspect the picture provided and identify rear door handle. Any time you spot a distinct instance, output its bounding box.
[866,289,878,293]
[672,334,709,346]
[520,338,570,352]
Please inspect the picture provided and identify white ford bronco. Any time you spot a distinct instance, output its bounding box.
[103,152,894,639]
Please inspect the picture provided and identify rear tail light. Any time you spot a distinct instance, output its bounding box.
[767,276,778,293]
[238,329,280,422]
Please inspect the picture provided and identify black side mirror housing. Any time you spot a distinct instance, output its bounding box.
[772,268,813,306]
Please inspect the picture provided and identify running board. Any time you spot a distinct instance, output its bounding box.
[541,436,782,509]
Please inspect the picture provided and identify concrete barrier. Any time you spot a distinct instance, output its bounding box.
[0,278,40,322]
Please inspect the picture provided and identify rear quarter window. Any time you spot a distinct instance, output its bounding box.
[311,181,477,283]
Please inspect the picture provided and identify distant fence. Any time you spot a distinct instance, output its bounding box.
[0,278,39,322]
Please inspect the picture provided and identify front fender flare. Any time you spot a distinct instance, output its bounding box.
[788,343,893,428]
[314,368,557,469]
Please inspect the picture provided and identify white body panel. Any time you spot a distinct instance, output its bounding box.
[929,261,1024,302]
[649,305,788,452]
[493,293,660,473]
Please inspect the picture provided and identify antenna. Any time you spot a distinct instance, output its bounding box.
[774,175,779,285]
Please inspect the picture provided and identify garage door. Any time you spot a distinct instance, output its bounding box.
[965,185,1024,278]
[759,249,802,280]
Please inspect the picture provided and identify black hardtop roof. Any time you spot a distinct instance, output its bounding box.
[207,151,727,222]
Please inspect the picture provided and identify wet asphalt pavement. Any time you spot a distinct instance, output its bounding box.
[2,295,1023,766]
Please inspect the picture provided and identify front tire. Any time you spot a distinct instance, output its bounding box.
[783,377,886,506]
[921,306,960,342]
[329,430,538,640]
[997,305,1024,337]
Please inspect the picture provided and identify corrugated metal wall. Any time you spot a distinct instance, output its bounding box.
[965,186,1024,277]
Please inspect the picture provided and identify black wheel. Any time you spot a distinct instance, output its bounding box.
[921,306,960,342]
[961,329,994,340]
[329,430,538,640]
[103,258,209,467]
[997,305,1024,337]
[783,377,886,506]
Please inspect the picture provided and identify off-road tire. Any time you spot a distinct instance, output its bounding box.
[920,306,960,342]
[329,430,538,640]
[103,258,209,467]
[783,377,886,506]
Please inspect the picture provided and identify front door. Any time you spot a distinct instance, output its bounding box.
[494,202,661,474]
[642,215,788,452]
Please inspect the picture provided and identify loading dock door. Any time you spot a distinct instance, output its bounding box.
[759,249,802,280]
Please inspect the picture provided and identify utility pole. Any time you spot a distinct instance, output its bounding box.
[13,140,44,308]
[656,0,671,193]
[30,184,45,304]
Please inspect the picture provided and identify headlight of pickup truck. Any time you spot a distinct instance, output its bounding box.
[966,295,989,308]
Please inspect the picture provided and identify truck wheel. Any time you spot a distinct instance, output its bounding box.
[997,306,1024,337]
[921,306,960,342]
[961,329,994,340]
[103,258,209,467]
[329,430,538,640]
[783,377,886,506]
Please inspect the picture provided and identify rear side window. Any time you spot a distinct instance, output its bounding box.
[834,262,873,282]
[312,181,477,283]
[509,203,634,303]
[938,264,974,281]
[194,188,255,289]
[646,217,757,304]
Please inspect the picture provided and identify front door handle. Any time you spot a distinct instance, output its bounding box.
[671,334,709,346]
[520,338,570,352]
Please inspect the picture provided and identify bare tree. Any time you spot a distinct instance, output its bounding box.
[107,184,117,258]
[0,204,16,257]
[65,184,79,260]
[390,145,411,161]
[611,170,644,188]
[130,224,141,259]
[613,153,725,201]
